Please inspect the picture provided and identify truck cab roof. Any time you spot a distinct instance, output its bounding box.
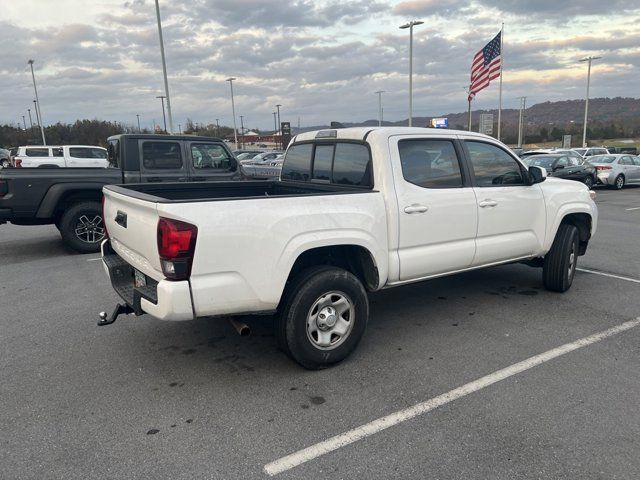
[107,134,225,143]
[292,126,493,143]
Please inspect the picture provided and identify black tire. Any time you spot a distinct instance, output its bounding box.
[543,224,579,292]
[276,266,369,369]
[612,174,625,190]
[58,201,105,253]
[583,176,594,189]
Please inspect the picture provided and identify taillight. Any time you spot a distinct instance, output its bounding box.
[0,180,7,198]
[14,159,22,167]
[102,196,109,239]
[157,217,198,280]
[596,165,612,171]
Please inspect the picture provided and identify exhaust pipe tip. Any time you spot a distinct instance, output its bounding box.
[230,318,251,336]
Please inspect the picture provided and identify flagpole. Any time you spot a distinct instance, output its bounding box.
[497,22,504,141]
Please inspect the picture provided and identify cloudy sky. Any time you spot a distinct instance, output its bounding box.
[1,0,639,131]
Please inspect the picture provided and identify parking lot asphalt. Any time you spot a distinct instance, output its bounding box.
[1,185,639,479]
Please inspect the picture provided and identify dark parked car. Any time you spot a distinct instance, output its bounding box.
[523,154,597,188]
[0,134,242,252]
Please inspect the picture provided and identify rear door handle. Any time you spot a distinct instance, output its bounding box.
[403,204,429,214]
[478,200,498,208]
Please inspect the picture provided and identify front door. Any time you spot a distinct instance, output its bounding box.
[462,139,546,266]
[391,136,478,281]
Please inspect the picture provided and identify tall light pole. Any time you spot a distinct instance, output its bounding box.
[375,91,384,126]
[580,55,602,148]
[517,96,527,148]
[27,108,34,130]
[156,95,167,132]
[32,99,41,131]
[178,123,182,134]
[154,0,174,133]
[275,104,282,149]
[136,114,141,133]
[240,115,245,149]
[399,20,423,127]
[28,60,46,145]
[226,77,238,148]
[215,118,220,138]
[22,115,27,130]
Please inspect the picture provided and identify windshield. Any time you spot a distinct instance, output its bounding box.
[573,149,586,156]
[589,155,615,163]
[525,156,557,168]
[236,152,259,160]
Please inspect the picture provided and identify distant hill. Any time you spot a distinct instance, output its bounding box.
[294,97,640,134]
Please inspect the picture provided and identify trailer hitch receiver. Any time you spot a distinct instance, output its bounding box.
[98,303,134,326]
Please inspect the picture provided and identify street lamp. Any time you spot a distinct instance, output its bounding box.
[579,55,602,148]
[215,118,220,138]
[27,108,34,130]
[156,95,167,132]
[374,91,385,126]
[178,123,182,134]
[28,60,46,144]
[226,77,239,148]
[275,104,282,149]
[399,20,423,127]
[136,114,141,133]
[240,115,245,149]
[154,0,174,133]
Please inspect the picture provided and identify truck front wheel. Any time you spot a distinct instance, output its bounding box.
[276,266,369,369]
[543,224,579,292]
[59,201,105,253]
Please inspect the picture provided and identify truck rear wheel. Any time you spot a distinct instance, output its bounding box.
[276,266,369,369]
[543,224,579,292]
[59,201,105,253]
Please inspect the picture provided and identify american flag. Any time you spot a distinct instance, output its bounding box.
[468,31,502,101]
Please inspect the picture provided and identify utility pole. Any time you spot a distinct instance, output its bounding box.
[178,123,182,134]
[240,115,245,149]
[275,104,282,149]
[215,118,220,138]
[27,108,34,129]
[22,115,27,130]
[517,96,527,148]
[226,78,238,148]
[156,95,167,132]
[375,91,385,126]
[580,55,602,148]
[154,0,174,133]
[28,60,46,145]
[399,20,424,127]
[136,114,141,133]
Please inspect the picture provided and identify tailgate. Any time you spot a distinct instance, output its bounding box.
[103,187,163,280]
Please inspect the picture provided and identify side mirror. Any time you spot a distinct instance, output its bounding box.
[529,166,547,184]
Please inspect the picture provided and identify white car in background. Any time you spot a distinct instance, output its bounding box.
[0,148,10,168]
[13,145,108,168]
[572,147,610,159]
[589,154,640,189]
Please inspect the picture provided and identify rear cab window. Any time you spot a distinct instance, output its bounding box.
[25,148,50,157]
[107,140,120,168]
[281,141,372,188]
[141,141,183,170]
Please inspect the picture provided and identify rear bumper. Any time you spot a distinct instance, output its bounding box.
[101,240,194,321]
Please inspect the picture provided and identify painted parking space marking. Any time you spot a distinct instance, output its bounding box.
[87,257,102,262]
[626,207,640,211]
[264,318,640,476]
[577,268,640,284]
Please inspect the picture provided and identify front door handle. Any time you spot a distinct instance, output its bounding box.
[404,204,429,214]
[478,199,498,208]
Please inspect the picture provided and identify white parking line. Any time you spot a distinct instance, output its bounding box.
[87,257,102,262]
[263,317,640,476]
[577,268,640,284]
[625,207,640,211]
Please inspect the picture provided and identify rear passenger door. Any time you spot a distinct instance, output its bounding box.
[390,136,478,280]
[620,156,638,181]
[187,142,236,181]
[138,139,188,182]
[462,139,546,266]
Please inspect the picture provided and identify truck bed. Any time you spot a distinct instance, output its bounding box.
[105,180,373,203]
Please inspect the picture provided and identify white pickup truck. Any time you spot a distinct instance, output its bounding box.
[100,127,597,369]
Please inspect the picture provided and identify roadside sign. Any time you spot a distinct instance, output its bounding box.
[479,113,493,135]
[562,135,571,149]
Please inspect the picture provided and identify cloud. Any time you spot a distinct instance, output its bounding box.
[393,0,469,17]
